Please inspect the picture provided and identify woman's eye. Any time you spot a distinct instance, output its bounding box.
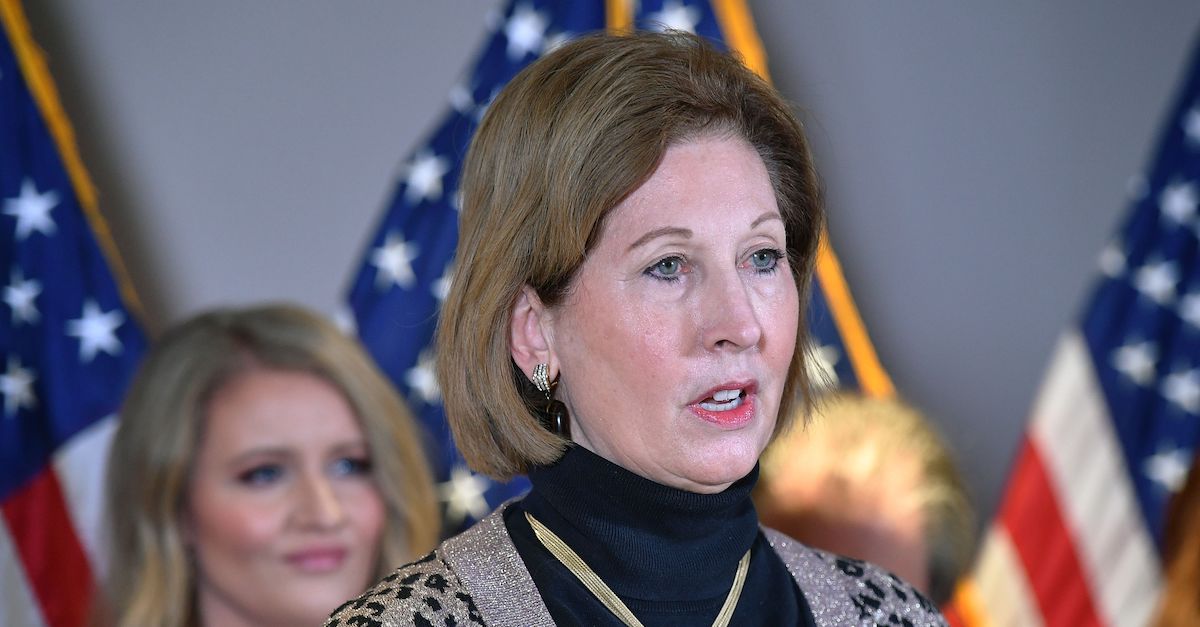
[331,456,373,477]
[645,256,686,281]
[238,464,283,486]
[748,248,784,273]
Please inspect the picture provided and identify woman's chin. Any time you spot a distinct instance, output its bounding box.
[672,453,760,494]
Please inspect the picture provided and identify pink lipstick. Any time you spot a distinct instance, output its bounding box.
[689,382,756,428]
[285,547,347,574]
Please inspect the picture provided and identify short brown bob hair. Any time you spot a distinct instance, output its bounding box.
[438,30,825,480]
[104,304,439,627]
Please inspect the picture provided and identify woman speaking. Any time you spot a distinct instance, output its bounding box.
[328,31,945,626]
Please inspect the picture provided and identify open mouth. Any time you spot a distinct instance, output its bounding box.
[698,387,745,412]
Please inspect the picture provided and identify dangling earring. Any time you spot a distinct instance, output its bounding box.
[532,363,570,438]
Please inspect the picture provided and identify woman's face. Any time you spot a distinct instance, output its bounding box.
[546,134,799,493]
[186,369,386,627]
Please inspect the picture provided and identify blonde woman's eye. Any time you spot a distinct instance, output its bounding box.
[238,464,283,486]
[331,457,372,477]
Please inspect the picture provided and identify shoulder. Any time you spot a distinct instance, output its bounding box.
[764,528,947,627]
[324,549,488,627]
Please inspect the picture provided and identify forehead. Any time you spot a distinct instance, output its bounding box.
[596,134,779,243]
[200,369,363,450]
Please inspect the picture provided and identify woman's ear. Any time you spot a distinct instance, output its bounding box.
[510,285,554,381]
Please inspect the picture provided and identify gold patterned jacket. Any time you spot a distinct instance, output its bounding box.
[324,503,946,627]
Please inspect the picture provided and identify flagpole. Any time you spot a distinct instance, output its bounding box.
[0,0,145,321]
[606,0,633,33]
[711,0,770,82]
[711,0,896,399]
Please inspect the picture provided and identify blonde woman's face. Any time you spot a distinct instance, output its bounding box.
[185,369,385,627]
[545,135,799,493]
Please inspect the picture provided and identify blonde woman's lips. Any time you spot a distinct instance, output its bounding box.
[285,547,348,573]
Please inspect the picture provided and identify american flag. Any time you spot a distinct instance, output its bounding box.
[0,1,148,626]
[345,0,892,534]
[948,35,1200,627]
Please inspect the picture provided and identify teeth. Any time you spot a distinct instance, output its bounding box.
[699,396,743,412]
[712,388,742,402]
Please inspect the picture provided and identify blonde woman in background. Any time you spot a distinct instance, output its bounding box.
[100,304,439,627]
[755,392,976,606]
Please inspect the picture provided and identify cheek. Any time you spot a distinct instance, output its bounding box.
[595,297,683,396]
[764,281,800,360]
[562,285,652,364]
[187,489,284,560]
[345,483,387,547]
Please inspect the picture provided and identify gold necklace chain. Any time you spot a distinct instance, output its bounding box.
[524,511,751,627]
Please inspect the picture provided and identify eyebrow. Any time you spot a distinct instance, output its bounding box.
[626,211,784,252]
[627,226,693,252]
[237,438,367,455]
[226,440,368,466]
[330,440,370,456]
[751,212,783,228]
[229,446,291,461]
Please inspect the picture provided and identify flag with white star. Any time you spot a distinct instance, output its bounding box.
[0,2,147,626]
[346,0,890,535]
[950,35,1200,627]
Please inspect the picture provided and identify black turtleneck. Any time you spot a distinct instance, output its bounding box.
[504,446,815,625]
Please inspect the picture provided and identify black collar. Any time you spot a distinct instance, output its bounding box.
[521,445,760,600]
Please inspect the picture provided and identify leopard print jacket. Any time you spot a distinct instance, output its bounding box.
[325,505,946,627]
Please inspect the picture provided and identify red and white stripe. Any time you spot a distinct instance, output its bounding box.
[971,331,1161,627]
[1,416,118,627]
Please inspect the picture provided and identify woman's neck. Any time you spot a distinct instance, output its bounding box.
[521,445,761,600]
[195,587,306,627]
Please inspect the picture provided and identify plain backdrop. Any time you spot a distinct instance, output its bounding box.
[21,1,1200,531]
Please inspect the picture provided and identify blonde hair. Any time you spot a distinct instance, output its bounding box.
[759,393,975,604]
[102,304,439,627]
[438,30,825,479]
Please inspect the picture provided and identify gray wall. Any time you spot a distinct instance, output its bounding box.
[23,2,1200,527]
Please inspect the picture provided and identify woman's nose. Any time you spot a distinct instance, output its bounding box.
[702,271,763,351]
[295,475,347,529]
